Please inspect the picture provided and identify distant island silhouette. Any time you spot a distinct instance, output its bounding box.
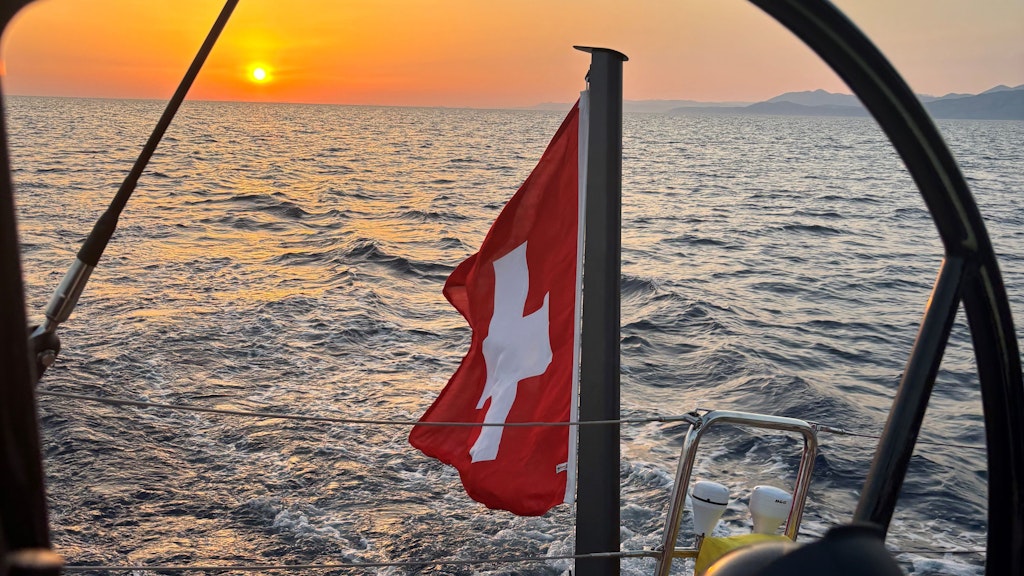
[529,85,1024,120]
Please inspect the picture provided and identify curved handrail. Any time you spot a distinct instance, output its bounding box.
[749,1,1024,572]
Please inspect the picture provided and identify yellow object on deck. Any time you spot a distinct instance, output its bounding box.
[695,534,793,575]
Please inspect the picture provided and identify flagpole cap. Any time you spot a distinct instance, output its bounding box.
[573,46,629,62]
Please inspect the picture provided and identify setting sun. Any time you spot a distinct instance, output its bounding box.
[248,64,271,84]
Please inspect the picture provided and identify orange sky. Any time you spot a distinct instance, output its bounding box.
[2,0,1022,107]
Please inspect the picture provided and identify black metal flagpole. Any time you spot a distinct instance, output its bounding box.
[573,45,627,576]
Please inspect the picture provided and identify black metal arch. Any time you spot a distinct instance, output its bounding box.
[748,1,1024,573]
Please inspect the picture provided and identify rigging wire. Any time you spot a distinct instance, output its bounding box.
[56,546,984,573]
[894,549,986,555]
[59,550,657,573]
[813,424,985,452]
[36,391,989,570]
[38,390,986,451]
[36,390,692,427]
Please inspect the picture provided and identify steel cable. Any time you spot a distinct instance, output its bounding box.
[38,390,987,453]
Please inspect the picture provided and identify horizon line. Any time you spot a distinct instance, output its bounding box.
[5,81,1021,111]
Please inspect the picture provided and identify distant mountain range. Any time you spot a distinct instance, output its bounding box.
[708,84,1024,120]
[528,84,1024,120]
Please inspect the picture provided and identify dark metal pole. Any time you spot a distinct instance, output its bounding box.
[573,45,627,576]
[0,2,60,570]
[30,0,240,380]
[0,79,59,574]
[854,256,964,531]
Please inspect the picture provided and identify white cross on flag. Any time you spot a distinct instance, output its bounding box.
[410,94,588,516]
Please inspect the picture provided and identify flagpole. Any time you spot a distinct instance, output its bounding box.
[573,45,627,576]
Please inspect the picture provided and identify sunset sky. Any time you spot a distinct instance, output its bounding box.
[1,0,1021,108]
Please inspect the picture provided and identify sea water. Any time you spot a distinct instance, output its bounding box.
[7,96,1023,575]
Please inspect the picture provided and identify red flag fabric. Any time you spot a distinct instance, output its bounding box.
[409,100,583,516]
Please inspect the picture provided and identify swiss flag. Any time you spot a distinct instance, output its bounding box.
[410,96,588,516]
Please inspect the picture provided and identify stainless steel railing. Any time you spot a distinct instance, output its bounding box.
[654,409,820,576]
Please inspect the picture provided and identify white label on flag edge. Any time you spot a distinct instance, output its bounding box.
[565,90,589,505]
